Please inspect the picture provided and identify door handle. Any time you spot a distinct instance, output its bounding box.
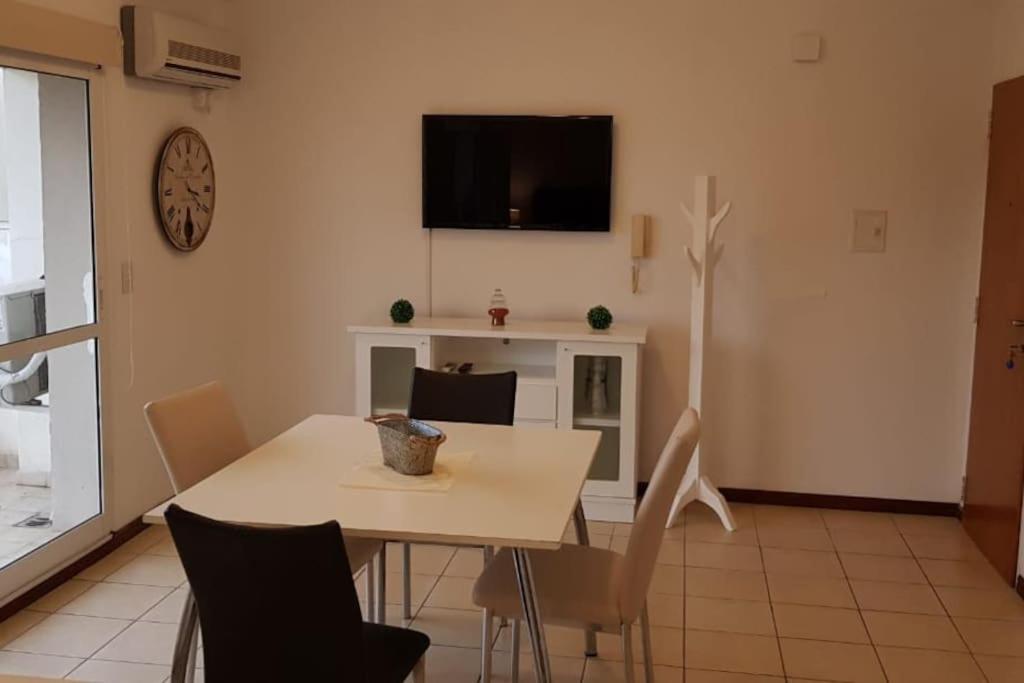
[1013,320,1024,327]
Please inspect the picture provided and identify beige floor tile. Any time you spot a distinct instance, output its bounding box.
[138,586,189,624]
[657,539,684,566]
[579,626,683,667]
[6,613,130,659]
[754,505,823,529]
[76,549,137,582]
[355,570,437,609]
[444,547,485,578]
[589,534,613,550]
[59,583,173,621]
[493,622,594,658]
[0,610,46,648]
[767,574,856,608]
[755,526,832,552]
[104,556,186,588]
[662,523,685,541]
[494,650,585,682]
[772,604,868,643]
[849,580,944,615]
[875,646,985,682]
[0,651,82,678]
[829,528,910,557]
[582,659,682,682]
[892,515,964,537]
[142,538,179,558]
[586,521,614,535]
[68,658,171,682]
[902,533,982,561]
[686,567,768,602]
[422,644,485,680]
[954,617,1024,656]
[28,579,95,613]
[762,548,843,578]
[613,523,633,537]
[685,671,784,683]
[918,558,1005,589]
[684,630,783,676]
[686,597,775,635]
[975,654,1024,683]
[610,536,629,554]
[410,606,483,648]
[424,576,476,610]
[686,543,762,572]
[118,527,169,555]
[688,503,756,527]
[384,543,456,575]
[838,553,927,584]
[649,564,685,596]
[647,594,684,628]
[684,520,759,546]
[861,611,966,651]
[821,510,898,533]
[92,620,187,665]
[779,638,884,682]
[934,585,1024,620]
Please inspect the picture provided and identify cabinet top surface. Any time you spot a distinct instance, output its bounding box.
[347,316,647,344]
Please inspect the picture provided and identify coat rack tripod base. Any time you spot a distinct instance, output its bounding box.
[667,175,737,532]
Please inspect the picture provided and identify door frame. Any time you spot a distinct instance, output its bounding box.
[0,49,113,603]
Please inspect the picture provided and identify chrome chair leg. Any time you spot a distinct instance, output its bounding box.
[365,565,375,623]
[512,548,551,683]
[483,545,508,627]
[480,607,493,683]
[622,622,636,683]
[170,589,200,683]
[572,500,598,657]
[402,543,412,621]
[510,618,521,683]
[640,604,654,683]
[376,544,387,624]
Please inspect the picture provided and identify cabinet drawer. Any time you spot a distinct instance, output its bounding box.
[514,384,557,421]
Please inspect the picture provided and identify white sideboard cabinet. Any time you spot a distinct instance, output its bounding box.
[348,317,646,521]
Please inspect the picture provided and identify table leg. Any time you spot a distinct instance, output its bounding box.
[170,588,199,683]
[572,501,598,658]
[511,548,551,683]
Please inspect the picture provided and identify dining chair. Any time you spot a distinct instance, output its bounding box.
[164,504,429,683]
[472,408,700,683]
[144,382,386,682]
[403,368,517,628]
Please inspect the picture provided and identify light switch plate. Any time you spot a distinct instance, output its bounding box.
[852,209,887,253]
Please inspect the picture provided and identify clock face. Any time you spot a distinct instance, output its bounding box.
[156,127,215,251]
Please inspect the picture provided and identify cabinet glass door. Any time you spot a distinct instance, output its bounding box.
[557,342,637,499]
[355,334,430,416]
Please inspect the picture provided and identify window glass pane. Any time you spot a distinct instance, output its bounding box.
[0,67,94,345]
[0,338,99,568]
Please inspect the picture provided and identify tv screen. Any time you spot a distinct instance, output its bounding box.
[422,115,612,231]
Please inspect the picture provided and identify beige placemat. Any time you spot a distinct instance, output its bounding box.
[339,452,475,492]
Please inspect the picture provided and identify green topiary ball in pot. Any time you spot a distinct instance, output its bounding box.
[586,305,613,331]
[390,299,415,324]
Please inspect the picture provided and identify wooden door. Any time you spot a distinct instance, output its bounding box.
[963,75,1024,584]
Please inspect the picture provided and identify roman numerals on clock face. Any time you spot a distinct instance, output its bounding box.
[157,128,215,251]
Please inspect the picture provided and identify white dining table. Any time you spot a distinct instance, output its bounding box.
[144,414,600,683]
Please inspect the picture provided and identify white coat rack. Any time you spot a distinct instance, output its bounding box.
[667,175,737,531]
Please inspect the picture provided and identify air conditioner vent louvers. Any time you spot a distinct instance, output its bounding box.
[168,40,241,71]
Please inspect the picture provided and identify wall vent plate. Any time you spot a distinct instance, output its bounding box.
[852,209,887,253]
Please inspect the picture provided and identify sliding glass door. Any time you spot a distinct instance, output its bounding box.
[0,55,108,600]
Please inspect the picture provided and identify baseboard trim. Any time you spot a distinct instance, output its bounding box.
[1016,575,1024,600]
[0,517,146,622]
[719,487,961,517]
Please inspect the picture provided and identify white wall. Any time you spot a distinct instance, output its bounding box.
[13,0,244,529]
[233,0,992,504]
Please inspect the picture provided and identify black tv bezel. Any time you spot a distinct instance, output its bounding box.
[421,114,614,232]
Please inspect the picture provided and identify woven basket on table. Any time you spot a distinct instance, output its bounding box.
[365,414,447,476]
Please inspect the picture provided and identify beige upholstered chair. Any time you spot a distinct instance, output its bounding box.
[144,381,386,616]
[473,408,701,683]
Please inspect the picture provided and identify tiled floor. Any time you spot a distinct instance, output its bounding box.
[0,468,60,568]
[0,504,1021,681]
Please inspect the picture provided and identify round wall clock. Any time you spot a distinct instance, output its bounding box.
[156,127,215,251]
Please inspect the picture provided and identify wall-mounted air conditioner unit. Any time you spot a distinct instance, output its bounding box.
[120,6,241,89]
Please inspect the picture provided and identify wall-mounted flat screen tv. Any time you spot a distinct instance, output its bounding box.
[422,115,612,231]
